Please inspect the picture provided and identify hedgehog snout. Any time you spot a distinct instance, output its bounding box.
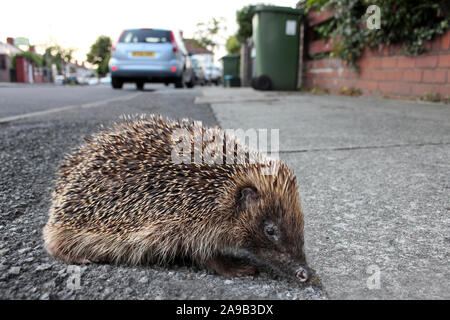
[284,252,311,283]
[295,266,309,282]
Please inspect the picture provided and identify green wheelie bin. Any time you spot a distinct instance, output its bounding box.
[251,5,304,90]
[220,54,241,87]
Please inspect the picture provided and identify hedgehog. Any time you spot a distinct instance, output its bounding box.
[43,115,310,282]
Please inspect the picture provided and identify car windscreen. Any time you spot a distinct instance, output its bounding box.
[119,29,171,44]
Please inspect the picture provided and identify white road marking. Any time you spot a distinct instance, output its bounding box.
[0,92,143,123]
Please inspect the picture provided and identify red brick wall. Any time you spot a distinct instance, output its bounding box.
[16,56,33,83]
[305,30,450,99]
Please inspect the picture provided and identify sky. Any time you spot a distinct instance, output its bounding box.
[0,0,297,66]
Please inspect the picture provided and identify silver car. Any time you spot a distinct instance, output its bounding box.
[205,65,222,85]
[109,28,194,90]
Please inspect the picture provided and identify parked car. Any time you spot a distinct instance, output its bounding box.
[192,58,206,86]
[87,77,99,86]
[64,76,78,85]
[77,76,95,85]
[205,65,222,85]
[100,75,111,85]
[54,75,65,86]
[109,28,194,90]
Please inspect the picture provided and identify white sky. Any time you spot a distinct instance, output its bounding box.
[0,0,297,65]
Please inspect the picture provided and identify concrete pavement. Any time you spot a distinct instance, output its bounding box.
[197,87,450,299]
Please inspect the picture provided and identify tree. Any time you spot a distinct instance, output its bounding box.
[87,36,112,77]
[226,35,241,54]
[236,5,256,43]
[193,17,227,53]
[43,45,74,74]
[236,4,275,43]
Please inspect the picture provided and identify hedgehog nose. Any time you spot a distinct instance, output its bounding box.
[295,266,309,282]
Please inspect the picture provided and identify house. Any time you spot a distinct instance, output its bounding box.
[0,38,23,82]
[183,38,214,66]
[183,38,220,83]
[0,38,49,84]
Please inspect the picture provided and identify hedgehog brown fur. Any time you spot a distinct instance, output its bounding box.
[43,115,310,280]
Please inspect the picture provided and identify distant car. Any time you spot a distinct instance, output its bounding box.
[109,28,194,90]
[192,59,206,86]
[54,75,64,86]
[87,77,99,86]
[77,76,92,85]
[205,65,222,85]
[65,76,78,85]
[100,75,111,84]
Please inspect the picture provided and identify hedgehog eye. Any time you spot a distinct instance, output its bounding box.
[264,223,279,239]
[266,226,275,236]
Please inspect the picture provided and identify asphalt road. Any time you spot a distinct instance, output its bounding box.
[0,84,326,300]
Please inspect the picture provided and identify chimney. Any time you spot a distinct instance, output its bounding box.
[29,45,36,53]
[7,37,14,45]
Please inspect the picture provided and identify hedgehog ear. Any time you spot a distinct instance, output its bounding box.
[238,187,258,211]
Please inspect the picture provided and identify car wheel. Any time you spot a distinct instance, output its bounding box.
[186,76,195,88]
[136,81,144,90]
[175,76,184,88]
[111,77,123,89]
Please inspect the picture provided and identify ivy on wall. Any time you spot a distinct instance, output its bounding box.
[10,52,44,70]
[302,0,450,68]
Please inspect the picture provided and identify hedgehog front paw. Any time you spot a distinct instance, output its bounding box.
[71,257,92,264]
[228,264,258,277]
[205,255,258,278]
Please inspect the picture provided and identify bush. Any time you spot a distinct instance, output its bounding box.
[305,0,450,68]
[10,52,43,69]
[226,35,241,54]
